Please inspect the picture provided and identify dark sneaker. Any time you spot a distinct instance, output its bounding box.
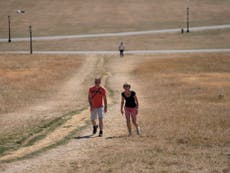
[98,130,103,137]
[93,125,98,134]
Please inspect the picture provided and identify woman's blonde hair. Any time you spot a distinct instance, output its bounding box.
[123,82,131,88]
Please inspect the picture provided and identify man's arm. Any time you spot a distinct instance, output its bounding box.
[103,95,107,113]
[88,91,93,111]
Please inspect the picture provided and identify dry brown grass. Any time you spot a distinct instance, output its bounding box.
[0,54,82,114]
[0,0,230,38]
[135,54,230,146]
[0,54,229,173]
[0,54,86,155]
[0,54,110,163]
[132,54,230,172]
[69,54,230,173]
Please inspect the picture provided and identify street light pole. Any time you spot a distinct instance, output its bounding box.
[187,7,190,32]
[8,16,11,42]
[29,25,33,54]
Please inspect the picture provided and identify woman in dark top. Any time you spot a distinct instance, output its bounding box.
[121,83,140,136]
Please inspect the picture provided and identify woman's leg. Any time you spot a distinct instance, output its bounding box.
[125,107,134,135]
[126,115,132,135]
[125,108,132,135]
[131,115,138,130]
[131,109,140,135]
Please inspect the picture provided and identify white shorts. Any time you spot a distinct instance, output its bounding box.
[90,107,104,120]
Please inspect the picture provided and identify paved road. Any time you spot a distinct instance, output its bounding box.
[1,49,230,55]
[0,24,230,42]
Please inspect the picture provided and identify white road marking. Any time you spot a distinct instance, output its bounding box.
[0,24,230,42]
[1,49,230,55]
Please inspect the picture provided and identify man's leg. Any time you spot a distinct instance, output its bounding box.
[91,109,98,134]
[99,118,103,131]
[99,118,103,136]
[98,107,104,137]
[92,120,98,134]
[91,119,96,126]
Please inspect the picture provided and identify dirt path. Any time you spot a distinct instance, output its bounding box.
[0,55,105,161]
[0,55,143,172]
[0,55,98,139]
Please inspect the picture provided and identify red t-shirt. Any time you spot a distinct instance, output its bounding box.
[89,86,106,108]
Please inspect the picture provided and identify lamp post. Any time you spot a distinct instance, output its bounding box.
[8,16,11,42]
[8,10,25,43]
[187,7,190,32]
[29,25,33,54]
[186,0,190,32]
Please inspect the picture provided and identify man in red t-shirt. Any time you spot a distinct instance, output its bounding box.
[88,78,107,137]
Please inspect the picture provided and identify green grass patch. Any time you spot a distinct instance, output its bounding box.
[1,119,91,163]
[24,134,47,147]
[0,146,8,155]
[0,108,85,157]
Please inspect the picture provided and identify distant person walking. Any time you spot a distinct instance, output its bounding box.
[120,83,140,136]
[88,78,107,137]
[118,42,125,57]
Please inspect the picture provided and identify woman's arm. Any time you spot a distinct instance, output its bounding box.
[121,96,125,114]
[134,95,139,109]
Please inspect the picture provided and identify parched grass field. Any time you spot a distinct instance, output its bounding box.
[136,54,230,146]
[0,53,229,172]
[0,0,230,172]
[76,53,230,173]
[0,0,230,38]
[0,54,83,114]
[0,54,85,155]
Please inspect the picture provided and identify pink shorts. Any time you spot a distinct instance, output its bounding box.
[124,107,137,120]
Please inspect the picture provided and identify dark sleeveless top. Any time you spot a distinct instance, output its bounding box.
[122,91,137,108]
